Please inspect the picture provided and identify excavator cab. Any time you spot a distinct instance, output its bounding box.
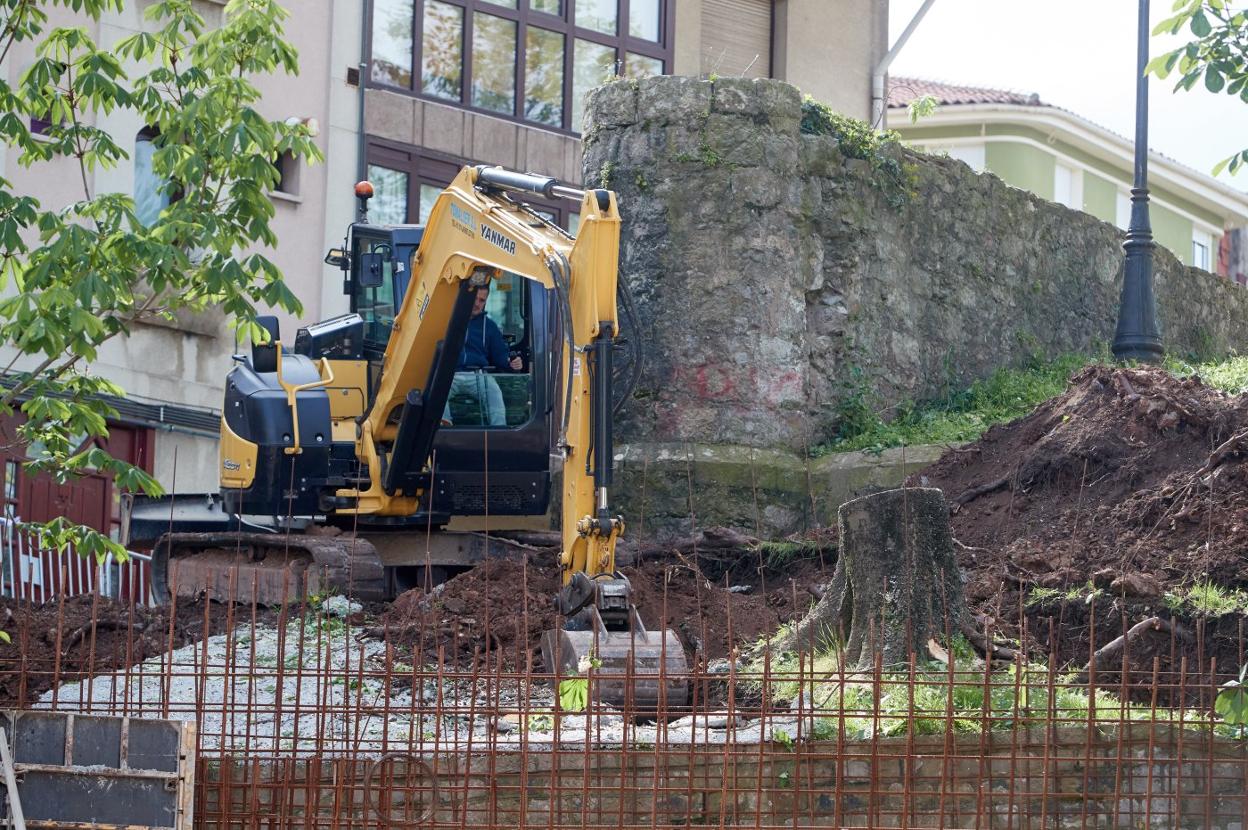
[339,223,556,525]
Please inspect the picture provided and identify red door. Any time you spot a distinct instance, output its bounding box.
[0,416,153,601]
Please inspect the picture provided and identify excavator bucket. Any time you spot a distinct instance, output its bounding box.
[541,606,689,714]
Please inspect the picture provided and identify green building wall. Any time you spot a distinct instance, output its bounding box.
[900,123,1222,268]
[1082,173,1117,225]
[985,141,1055,202]
[1152,203,1193,265]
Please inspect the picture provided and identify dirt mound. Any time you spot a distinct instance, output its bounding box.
[375,551,829,666]
[912,364,1248,672]
[0,595,279,706]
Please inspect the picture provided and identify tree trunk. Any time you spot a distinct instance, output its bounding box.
[765,487,967,669]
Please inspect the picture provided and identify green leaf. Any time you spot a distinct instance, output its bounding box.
[1191,9,1213,36]
[558,678,589,712]
[1215,680,1248,726]
[1207,66,1227,92]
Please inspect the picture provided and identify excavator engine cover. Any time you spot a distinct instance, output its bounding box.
[541,603,689,714]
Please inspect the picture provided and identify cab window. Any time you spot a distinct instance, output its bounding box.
[444,273,534,429]
[353,236,397,348]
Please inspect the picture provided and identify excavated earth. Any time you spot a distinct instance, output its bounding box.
[910,364,1248,685]
[372,551,831,667]
[5,364,1248,707]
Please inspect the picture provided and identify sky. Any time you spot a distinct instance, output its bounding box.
[888,0,1248,193]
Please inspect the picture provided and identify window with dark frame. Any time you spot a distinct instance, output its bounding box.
[369,0,671,134]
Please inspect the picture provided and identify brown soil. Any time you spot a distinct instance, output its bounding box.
[0,595,281,706]
[373,550,831,667]
[910,364,1248,679]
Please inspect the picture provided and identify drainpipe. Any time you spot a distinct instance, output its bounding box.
[871,0,938,128]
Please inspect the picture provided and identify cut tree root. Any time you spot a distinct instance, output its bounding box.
[1076,616,1183,682]
[954,475,1011,507]
[1196,428,1248,476]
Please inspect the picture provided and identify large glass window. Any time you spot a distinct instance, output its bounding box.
[471,12,517,113]
[369,0,670,134]
[575,0,615,34]
[572,39,615,132]
[629,0,659,40]
[419,183,442,222]
[525,27,564,127]
[422,0,464,101]
[624,52,662,79]
[372,0,414,87]
[368,163,410,224]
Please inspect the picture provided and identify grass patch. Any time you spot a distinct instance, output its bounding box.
[753,644,1227,741]
[1164,354,1248,394]
[820,352,1248,457]
[1163,580,1248,617]
[822,353,1096,455]
[752,539,828,570]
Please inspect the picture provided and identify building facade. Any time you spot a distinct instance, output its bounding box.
[886,77,1248,274]
[355,0,888,235]
[0,0,888,544]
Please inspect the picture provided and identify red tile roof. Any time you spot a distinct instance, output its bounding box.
[887,77,1044,109]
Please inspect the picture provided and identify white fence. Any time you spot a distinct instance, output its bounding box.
[0,517,153,606]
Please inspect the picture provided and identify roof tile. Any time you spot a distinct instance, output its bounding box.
[887,77,1043,108]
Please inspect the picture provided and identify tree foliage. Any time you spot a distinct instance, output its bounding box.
[0,0,319,561]
[1148,0,1248,174]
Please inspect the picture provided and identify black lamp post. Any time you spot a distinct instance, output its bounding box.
[1112,0,1165,363]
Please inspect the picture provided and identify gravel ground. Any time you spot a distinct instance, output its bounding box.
[38,616,799,755]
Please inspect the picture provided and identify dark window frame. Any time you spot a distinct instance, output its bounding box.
[366,0,674,135]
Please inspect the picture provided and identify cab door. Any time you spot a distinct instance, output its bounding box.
[349,230,407,395]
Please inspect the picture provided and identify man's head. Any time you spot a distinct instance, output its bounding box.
[472,285,489,317]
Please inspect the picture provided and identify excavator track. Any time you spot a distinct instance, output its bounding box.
[151,532,387,605]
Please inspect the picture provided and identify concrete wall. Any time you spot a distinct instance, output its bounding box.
[363,89,585,186]
[772,0,887,121]
[205,725,1248,830]
[583,77,1248,459]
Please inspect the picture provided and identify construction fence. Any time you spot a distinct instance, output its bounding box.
[2,567,1246,830]
[0,516,153,606]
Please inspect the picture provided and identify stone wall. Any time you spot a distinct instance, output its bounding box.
[583,76,1248,452]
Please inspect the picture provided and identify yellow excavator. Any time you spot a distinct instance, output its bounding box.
[124,165,686,710]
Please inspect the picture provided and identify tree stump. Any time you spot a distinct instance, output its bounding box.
[767,487,967,669]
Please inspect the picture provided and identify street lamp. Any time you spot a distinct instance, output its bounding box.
[1112,0,1165,363]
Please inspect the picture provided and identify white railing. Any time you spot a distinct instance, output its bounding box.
[0,517,153,606]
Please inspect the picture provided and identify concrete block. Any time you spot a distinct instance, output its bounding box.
[364,88,414,144]
[422,102,465,157]
[470,114,518,168]
[524,127,573,180]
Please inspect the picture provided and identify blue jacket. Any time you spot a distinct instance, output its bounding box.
[459,313,510,371]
